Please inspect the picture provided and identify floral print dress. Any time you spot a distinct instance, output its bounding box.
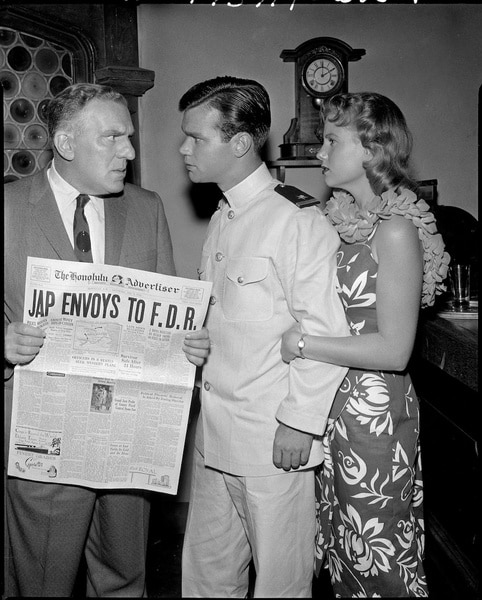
[314,228,428,598]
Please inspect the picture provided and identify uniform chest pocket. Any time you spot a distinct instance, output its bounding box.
[223,257,273,321]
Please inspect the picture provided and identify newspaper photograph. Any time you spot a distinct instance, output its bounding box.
[7,257,212,495]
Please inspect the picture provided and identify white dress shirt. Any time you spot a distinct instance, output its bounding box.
[198,163,350,476]
[47,160,105,263]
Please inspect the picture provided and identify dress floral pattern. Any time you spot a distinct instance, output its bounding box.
[314,232,428,598]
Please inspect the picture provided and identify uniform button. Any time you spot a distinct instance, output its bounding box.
[204,381,211,391]
[215,252,224,262]
[237,276,244,284]
[227,210,235,219]
[209,295,216,305]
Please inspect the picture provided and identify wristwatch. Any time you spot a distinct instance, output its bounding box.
[297,334,306,359]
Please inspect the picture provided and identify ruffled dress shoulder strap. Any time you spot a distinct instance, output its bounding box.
[324,189,451,308]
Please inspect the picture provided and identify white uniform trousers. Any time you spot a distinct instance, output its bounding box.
[182,446,316,598]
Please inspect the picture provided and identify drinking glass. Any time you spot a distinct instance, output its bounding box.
[449,263,471,310]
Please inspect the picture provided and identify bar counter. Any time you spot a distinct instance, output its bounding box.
[411,308,479,598]
[417,312,478,392]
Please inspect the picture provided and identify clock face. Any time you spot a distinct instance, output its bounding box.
[302,54,344,98]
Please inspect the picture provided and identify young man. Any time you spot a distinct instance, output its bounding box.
[179,76,349,597]
[4,83,209,597]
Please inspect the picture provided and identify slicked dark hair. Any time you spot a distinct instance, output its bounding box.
[319,92,417,194]
[46,83,127,140]
[179,76,271,153]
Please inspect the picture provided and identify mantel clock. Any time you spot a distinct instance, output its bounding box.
[280,37,365,159]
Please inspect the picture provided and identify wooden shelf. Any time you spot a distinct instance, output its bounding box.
[267,159,321,183]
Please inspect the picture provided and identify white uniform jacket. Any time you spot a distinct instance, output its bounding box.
[198,164,349,476]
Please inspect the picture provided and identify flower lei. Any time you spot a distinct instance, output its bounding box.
[324,188,451,308]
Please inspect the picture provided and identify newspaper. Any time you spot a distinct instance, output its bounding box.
[7,257,212,495]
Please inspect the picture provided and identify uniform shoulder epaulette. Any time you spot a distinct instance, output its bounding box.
[274,184,319,208]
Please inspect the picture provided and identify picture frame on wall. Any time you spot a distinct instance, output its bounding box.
[417,179,438,207]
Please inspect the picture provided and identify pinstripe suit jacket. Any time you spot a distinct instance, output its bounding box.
[4,167,176,439]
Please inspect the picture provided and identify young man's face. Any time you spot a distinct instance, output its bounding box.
[180,104,236,190]
[59,98,135,196]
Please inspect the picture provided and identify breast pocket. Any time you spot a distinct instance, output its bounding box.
[223,257,273,321]
[123,249,157,270]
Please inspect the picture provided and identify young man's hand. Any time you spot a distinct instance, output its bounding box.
[273,423,313,471]
[183,327,210,366]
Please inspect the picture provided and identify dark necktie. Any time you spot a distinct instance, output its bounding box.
[74,194,93,262]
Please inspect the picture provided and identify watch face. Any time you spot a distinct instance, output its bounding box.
[302,54,344,98]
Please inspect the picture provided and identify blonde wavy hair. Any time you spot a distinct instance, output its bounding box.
[319,92,418,195]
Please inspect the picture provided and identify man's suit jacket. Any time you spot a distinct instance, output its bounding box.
[4,167,176,444]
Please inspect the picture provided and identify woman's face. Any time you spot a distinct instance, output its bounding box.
[316,119,373,200]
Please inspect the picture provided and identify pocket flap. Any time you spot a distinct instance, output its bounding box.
[226,257,269,285]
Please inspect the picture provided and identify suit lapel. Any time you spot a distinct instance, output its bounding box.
[29,171,78,261]
[104,193,127,266]
[28,169,128,266]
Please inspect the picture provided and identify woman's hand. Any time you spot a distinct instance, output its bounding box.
[183,327,210,367]
[281,323,302,363]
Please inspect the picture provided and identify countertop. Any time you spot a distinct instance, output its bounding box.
[416,310,478,392]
